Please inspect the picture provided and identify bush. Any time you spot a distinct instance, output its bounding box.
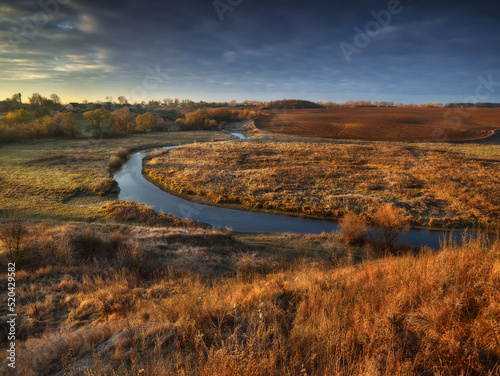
[0,213,28,262]
[339,213,369,245]
[33,224,129,265]
[373,204,410,248]
[108,156,124,171]
[116,148,129,161]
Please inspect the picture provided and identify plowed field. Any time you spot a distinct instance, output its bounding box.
[255,107,500,142]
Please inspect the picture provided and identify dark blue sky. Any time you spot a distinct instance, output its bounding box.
[1,0,499,103]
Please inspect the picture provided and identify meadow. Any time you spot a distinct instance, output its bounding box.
[255,107,500,142]
[0,132,232,220]
[144,139,500,229]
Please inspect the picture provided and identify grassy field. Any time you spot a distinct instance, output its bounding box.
[0,132,233,220]
[144,139,500,229]
[255,107,500,142]
[1,214,499,375]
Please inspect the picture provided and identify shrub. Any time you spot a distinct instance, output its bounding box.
[116,147,129,161]
[108,156,124,171]
[92,178,118,196]
[373,203,410,248]
[339,213,369,245]
[0,213,28,262]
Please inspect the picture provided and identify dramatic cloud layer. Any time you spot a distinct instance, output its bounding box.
[1,0,499,102]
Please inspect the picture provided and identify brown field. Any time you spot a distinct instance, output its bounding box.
[1,212,500,375]
[255,107,500,142]
[144,140,500,229]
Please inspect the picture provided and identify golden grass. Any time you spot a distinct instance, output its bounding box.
[144,140,500,229]
[1,220,499,375]
[0,131,233,220]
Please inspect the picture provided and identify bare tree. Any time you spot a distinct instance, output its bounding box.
[50,93,61,105]
[118,96,128,105]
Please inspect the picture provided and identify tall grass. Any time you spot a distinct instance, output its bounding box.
[1,220,499,375]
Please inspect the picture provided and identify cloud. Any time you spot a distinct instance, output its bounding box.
[0,0,499,102]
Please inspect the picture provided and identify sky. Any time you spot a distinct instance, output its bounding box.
[0,0,499,104]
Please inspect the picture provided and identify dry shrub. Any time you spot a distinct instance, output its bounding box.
[116,147,129,161]
[339,213,368,245]
[108,155,124,170]
[92,178,118,196]
[374,203,410,248]
[99,201,198,228]
[99,201,157,222]
[32,224,130,265]
[0,212,28,262]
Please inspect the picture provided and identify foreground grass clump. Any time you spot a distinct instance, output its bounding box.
[144,140,500,229]
[1,219,499,375]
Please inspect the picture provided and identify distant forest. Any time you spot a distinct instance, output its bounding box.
[262,100,324,109]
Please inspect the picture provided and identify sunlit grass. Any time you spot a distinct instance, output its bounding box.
[144,139,500,229]
[0,132,233,220]
[1,219,498,375]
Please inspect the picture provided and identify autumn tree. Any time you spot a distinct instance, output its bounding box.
[84,109,114,138]
[6,109,30,124]
[135,112,164,132]
[112,107,135,134]
[53,112,80,138]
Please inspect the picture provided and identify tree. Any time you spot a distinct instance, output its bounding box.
[6,109,30,124]
[11,93,21,103]
[112,107,135,134]
[53,112,80,138]
[135,112,164,132]
[118,96,128,105]
[29,93,43,108]
[50,94,61,105]
[84,109,114,138]
[28,93,54,116]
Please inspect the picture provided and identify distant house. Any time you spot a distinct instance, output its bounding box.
[66,102,79,110]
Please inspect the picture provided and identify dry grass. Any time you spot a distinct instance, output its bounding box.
[1,220,499,375]
[144,140,500,229]
[255,107,500,142]
[0,131,232,220]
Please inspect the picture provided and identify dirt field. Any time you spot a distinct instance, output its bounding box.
[255,107,500,142]
[144,140,500,229]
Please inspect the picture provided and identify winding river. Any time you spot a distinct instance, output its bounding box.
[114,134,478,249]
